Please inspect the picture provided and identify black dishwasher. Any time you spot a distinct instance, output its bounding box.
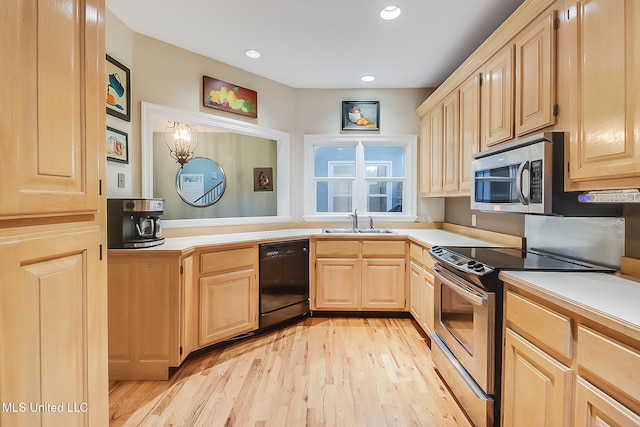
[259,239,310,329]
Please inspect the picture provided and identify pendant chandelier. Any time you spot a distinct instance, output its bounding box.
[165,121,198,167]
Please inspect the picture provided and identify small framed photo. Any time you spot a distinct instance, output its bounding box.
[342,101,380,131]
[253,167,273,191]
[106,54,131,121]
[106,126,129,164]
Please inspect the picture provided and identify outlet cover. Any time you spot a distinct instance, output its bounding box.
[117,173,125,188]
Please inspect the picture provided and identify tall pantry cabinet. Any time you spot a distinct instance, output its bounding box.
[0,0,108,426]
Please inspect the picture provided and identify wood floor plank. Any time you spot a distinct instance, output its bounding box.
[109,317,472,427]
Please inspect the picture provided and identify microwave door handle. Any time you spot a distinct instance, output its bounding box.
[515,160,530,205]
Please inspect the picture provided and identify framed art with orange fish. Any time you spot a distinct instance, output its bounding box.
[106,54,131,121]
[203,76,258,118]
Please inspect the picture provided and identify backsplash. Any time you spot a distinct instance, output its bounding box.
[524,216,625,269]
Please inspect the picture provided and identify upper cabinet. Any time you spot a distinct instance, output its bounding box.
[481,45,515,149]
[0,0,102,218]
[458,73,481,193]
[565,0,640,190]
[515,11,557,136]
[443,91,461,193]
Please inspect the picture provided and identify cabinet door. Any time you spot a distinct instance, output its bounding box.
[429,105,445,195]
[443,91,460,193]
[409,261,424,323]
[574,376,640,427]
[315,258,361,309]
[0,226,106,426]
[0,0,102,217]
[503,328,573,427]
[459,73,481,193]
[422,268,435,334]
[567,0,640,185]
[199,269,258,347]
[362,258,406,310]
[515,11,557,136]
[482,46,515,149]
[418,117,432,196]
[108,255,181,380]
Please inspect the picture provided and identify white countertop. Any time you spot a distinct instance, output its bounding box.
[132,228,499,253]
[500,270,640,339]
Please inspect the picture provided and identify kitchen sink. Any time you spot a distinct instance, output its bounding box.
[322,228,397,234]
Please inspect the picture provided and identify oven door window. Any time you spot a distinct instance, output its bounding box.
[441,285,475,356]
[474,164,521,204]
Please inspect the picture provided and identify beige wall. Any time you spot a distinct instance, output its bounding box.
[106,9,434,221]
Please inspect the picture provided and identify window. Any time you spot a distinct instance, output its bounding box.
[304,135,416,221]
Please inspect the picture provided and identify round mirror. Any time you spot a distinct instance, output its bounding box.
[175,157,226,207]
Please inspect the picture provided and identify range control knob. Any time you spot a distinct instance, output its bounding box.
[473,263,485,272]
[432,247,443,254]
[467,260,477,267]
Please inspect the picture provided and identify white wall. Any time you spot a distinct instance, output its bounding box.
[106,10,438,222]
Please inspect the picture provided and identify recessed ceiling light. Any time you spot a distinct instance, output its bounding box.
[380,5,401,20]
[245,49,261,59]
[361,75,376,83]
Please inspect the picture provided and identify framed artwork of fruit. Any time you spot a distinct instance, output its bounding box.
[342,101,379,131]
[203,76,258,118]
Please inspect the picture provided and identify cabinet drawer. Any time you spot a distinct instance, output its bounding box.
[362,240,405,257]
[315,240,360,257]
[422,248,435,269]
[577,325,640,402]
[505,291,573,359]
[200,247,256,275]
[410,243,424,263]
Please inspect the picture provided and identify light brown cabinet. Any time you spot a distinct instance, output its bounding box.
[458,73,481,193]
[514,11,557,136]
[565,0,640,189]
[1,0,102,218]
[108,251,190,380]
[197,246,258,347]
[443,91,461,193]
[0,0,108,424]
[419,105,444,197]
[408,243,435,335]
[313,239,406,311]
[503,286,640,427]
[481,45,515,150]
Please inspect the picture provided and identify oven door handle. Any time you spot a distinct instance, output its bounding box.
[434,266,488,307]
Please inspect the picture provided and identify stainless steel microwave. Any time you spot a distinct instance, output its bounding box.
[470,132,621,217]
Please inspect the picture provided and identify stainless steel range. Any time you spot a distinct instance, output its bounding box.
[428,246,614,427]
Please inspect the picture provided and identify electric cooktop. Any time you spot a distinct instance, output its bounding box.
[429,246,615,288]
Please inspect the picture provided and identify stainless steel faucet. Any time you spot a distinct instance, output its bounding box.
[349,209,358,230]
[369,216,374,229]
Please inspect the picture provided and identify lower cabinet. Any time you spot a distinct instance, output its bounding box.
[107,244,258,380]
[502,328,573,427]
[108,251,191,380]
[503,286,640,427]
[408,243,435,335]
[197,245,259,348]
[313,239,406,311]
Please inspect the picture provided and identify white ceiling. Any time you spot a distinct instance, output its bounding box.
[105,0,526,89]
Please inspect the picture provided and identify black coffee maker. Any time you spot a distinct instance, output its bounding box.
[107,198,165,248]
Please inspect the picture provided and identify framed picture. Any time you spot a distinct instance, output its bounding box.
[253,167,273,191]
[106,126,129,164]
[342,101,380,131]
[203,75,258,118]
[106,54,131,121]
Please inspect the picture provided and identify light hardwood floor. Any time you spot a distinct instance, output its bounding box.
[109,317,472,426]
